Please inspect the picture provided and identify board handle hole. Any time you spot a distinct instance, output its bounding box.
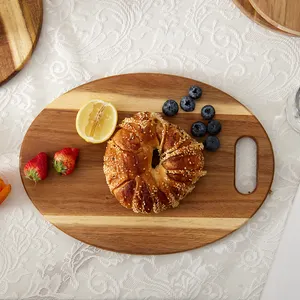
[235,137,257,194]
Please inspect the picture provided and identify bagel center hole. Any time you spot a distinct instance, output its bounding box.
[152,149,160,168]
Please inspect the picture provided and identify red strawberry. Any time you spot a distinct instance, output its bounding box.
[24,152,48,182]
[53,148,79,176]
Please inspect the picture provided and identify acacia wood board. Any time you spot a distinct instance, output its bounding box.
[0,0,43,85]
[249,0,300,36]
[233,0,295,36]
[19,73,274,255]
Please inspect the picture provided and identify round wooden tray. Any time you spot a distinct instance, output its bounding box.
[19,73,274,255]
[0,0,43,85]
[233,0,293,35]
[249,0,300,36]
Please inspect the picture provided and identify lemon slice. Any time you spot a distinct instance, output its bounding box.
[76,99,118,143]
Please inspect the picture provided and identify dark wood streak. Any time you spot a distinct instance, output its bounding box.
[55,225,233,255]
[0,15,15,82]
[19,0,43,42]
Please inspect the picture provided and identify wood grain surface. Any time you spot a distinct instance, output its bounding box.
[19,73,274,255]
[249,0,300,36]
[0,0,43,85]
[233,0,294,35]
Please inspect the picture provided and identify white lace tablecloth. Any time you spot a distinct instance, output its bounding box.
[1,0,300,299]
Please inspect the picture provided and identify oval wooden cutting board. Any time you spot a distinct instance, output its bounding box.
[19,73,274,255]
[249,0,300,36]
[0,0,43,85]
[233,0,294,35]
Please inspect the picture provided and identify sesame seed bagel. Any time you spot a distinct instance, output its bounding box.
[103,112,206,214]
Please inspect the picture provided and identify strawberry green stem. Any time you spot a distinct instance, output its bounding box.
[53,160,67,175]
[25,169,41,182]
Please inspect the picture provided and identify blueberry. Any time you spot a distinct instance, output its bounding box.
[189,85,202,99]
[180,96,195,112]
[201,105,215,120]
[204,136,220,152]
[162,100,179,116]
[191,121,207,137]
[207,120,222,135]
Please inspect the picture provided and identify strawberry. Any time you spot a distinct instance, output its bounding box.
[24,152,48,182]
[53,148,79,176]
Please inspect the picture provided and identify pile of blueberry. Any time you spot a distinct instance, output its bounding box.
[193,105,221,152]
[162,85,202,116]
[162,85,221,152]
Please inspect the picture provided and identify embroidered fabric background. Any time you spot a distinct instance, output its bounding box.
[1,0,300,299]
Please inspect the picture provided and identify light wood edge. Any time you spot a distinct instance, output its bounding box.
[45,215,250,255]
[45,215,249,230]
[46,73,252,115]
[248,0,300,37]
[0,0,43,86]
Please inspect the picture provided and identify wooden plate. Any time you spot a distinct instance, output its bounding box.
[0,0,43,85]
[19,73,274,255]
[249,0,300,36]
[233,0,294,35]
